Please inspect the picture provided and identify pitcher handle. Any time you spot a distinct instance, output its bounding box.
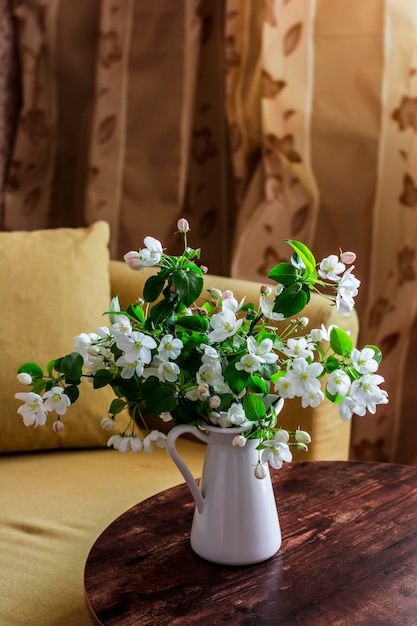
[166,424,210,513]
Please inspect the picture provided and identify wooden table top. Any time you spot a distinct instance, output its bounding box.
[84,461,417,625]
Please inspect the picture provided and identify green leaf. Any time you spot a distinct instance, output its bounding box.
[172,267,203,307]
[143,275,166,303]
[31,379,47,394]
[175,315,209,333]
[243,394,266,421]
[330,327,353,357]
[64,385,79,404]
[267,263,298,286]
[150,299,174,325]
[126,303,145,324]
[144,383,177,414]
[17,362,43,378]
[247,375,268,395]
[224,361,249,396]
[57,353,84,379]
[93,369,114,389]
[109,398,127,415]
[285,240,317,274]
[273,283,310,318]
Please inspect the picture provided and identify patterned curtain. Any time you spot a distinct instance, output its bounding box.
[2,0,417,464]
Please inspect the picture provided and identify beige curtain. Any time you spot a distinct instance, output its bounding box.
[2,0,417,465]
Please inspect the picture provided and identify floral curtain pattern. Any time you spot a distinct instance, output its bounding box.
[1,0,417,465]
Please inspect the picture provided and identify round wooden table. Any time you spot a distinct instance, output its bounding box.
[84,461,417,625]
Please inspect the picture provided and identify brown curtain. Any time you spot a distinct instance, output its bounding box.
[2,0,417,465]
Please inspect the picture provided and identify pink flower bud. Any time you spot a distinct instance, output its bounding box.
[340,251,356,265]
[200,265,208,274]
[177,218,190,233]
[100,416,115,431]
[53,420,64,432]
[232,435,247,447]
[260,285,272,296]
[209,395,221,409]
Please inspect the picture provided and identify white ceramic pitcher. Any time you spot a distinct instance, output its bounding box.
[166,423,282,565]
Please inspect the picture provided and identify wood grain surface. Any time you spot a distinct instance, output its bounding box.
[84,461,417,625]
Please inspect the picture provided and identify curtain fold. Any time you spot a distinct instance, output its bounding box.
[2,0,417,465]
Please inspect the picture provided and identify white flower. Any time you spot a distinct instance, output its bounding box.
[17,372,32,385]
[283,338,314,360]
[247,336,278,364]
[221,290,245,313]
[259,296,284,321]
[301,387,324,408]
[124,236,163,270]
[107,434,144,452]
[338,397,367,421]
[158,360,180,382]
[327,369,351,397]
[158,335,183,361]
[208,308,243,342]
[115,354,144,379]
[350,374,387,409]
[286,357,324,396]
[274,375,297,399]
[227,403,251,427]
[197,362,224,387]
[143,430,167,453]
[336,267,360,316]
[118,331,157,364]
[43,387,71,416]
[351,347,378,374]
[318,255,346,281]
[201,345,221,364]
[261,434,292,469]
[235,353,262,373]
[232,435,247,447]
[110,315,132,339]
[15,392,47,427]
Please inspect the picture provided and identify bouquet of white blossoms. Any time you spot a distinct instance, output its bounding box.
[15,219,388,477]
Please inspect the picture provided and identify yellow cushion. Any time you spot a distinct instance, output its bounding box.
[0,222,130,452]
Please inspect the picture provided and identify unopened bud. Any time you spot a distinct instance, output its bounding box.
[340,251,356,265]
[17,372,32,385]
[200,265,208,274]
[295,429,311,444]
[232,435,247,447]
[177,218,190,233]
[299,317,309,328]
[101,416,115,431]
[295,442,309,452]
[260,285,272,296]
[53,420,64,432]
[254,463,267,479]
[209,395,221,409]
